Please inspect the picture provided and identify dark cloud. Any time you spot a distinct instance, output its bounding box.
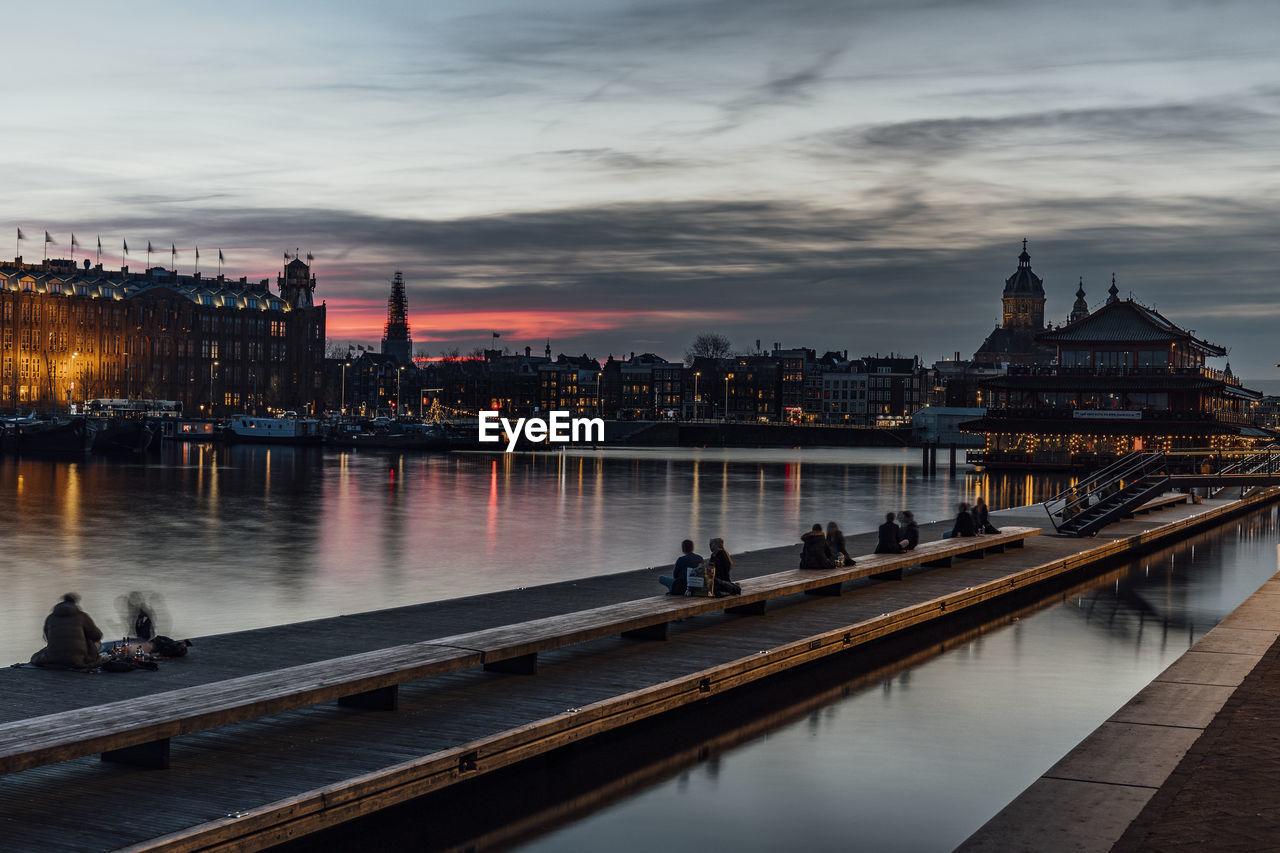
[86,188,1280,375]
[824,102,1272,162]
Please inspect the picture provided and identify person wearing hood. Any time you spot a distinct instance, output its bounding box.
[799,524,836,570]
[900,511,920,551]
[30,593,103,669]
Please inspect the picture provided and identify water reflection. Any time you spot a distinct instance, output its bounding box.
[510,509,1280,853]
[0,446,1070,663]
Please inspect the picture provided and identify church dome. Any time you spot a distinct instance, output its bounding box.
[1003,238,1045,298]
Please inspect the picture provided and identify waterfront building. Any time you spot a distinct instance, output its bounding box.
[0,255,325,416]
[964,295,1268,470]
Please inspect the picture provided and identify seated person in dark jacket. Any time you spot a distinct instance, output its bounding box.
[799,524,836,569]
[949,502,977,538]
[708,537,742,595]
[30,593,103,669]
[972,497,999,534]
[826,522,854,565]
[875,512,903,554]
[660,539,704,595]
[900,511,919,551]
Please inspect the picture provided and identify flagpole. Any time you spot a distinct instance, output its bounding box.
[70,234,75,264]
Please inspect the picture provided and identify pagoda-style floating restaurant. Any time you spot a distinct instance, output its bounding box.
[963,297,1269,471]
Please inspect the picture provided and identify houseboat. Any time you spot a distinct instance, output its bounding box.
[225,414,323,445]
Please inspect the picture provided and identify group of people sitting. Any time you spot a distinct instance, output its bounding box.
[659,497,1002,596]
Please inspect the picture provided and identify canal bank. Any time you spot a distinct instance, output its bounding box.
[1,490,1277,852]
[962,535,1280,853]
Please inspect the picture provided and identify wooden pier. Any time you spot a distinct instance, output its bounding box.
[1,488,1277,852]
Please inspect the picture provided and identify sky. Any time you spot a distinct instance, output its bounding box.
[5,0,1280,375]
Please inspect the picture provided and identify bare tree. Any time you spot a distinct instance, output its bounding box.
[325,338,353,360]
[685,333,733,365]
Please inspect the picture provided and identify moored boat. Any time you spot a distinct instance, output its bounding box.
[225,414,323,445]
[5,417,91,456]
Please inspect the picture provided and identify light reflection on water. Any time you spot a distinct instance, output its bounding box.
[0,445,1068,662]
[512,510,1280,853]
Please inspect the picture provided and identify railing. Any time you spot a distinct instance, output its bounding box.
[978,407,1258,426]
[1003,365,1245,386]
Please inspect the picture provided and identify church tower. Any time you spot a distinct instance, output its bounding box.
[1001,238,1046,333]
[381,271,412,365]
[277,256,316,308]
[1069,277,1089,324]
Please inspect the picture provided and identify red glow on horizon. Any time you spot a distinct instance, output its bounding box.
[325,307,718,347]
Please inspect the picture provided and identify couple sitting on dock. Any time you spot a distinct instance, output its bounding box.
[874,512,920,554]
[660,538,743,597]
[943,498,1000,539]
[799,521,856,569]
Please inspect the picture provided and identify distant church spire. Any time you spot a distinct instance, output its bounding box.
[1106,273,1120,305]
[381,271,413,365]
[1069,276,1089,324]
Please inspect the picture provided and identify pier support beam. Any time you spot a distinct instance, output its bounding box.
[871,568,904,581]
[804,582,844,596]
[621,622,669,641]
[338,685,399,711]
[922,556,953,568]
[726,600,768,615]
[949,443,957,478]
[484,653,538,675]
[101,738,170,770]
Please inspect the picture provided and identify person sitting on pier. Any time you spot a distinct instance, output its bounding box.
[659,539,705,595]
[709,538,742,596]
[972,497,999,534]
[947,502,977,538]
[875,512,903,554]
[900,511,919,551]
[799,524,836,570]
[30,593,104,669]
[826,522,854,566]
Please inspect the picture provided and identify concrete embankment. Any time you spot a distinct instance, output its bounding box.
[1,489,1277,852]
[961,518,1280,853]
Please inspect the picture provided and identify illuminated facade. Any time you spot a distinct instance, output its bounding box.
[964,297,1267,470]
[0,256,325,415]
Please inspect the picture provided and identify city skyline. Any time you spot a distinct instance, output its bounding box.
[6,1,1280,374]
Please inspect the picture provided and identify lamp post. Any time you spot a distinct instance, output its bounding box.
[596,371,603,417]
[396,365,404,415]
[210,360,218,416]
[693,371,700,419]
[68,351,77,413]
[724,373,734,421]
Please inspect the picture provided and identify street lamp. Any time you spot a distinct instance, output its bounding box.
[68,351,78,413]
[596,371,603,417]
[693,371,700,419]
[211,360,219,415]
[396,365,405,415]
[724,373,734,421]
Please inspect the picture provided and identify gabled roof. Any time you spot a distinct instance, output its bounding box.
[1037,299,1225,355]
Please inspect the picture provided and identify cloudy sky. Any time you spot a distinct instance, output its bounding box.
[6,0,1280,375]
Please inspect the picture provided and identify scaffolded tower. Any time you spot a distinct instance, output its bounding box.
[381,271,413,365]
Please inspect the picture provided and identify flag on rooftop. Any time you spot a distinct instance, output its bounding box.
[123,239,129,253]
[195,247,200,259]
[45,231,54,244]
[218,249,224,262]
[71,234,79,247]
[97,236,101,251]
[16,228,25,241]
[493,331,501,339]
[147,241,153,253]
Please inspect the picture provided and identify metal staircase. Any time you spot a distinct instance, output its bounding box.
[1043,452,1173,537]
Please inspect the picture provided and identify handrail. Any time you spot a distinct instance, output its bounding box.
[1043,452,1169,532]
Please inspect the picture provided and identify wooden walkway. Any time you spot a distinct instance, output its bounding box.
[1,491,1275,852]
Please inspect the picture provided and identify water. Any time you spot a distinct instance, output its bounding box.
[511,511,1280,853]
[0,445,1063,663]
